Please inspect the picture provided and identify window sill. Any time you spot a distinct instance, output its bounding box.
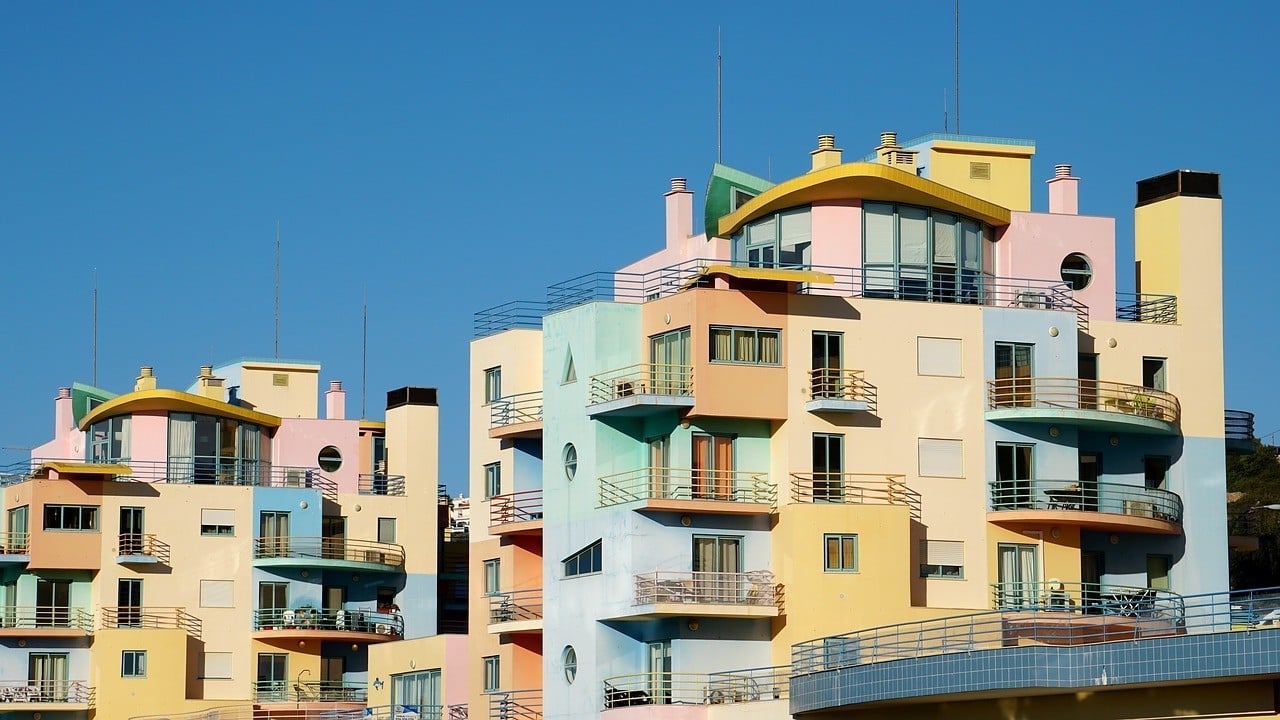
[563,571,602,580]
[708,360,784,368]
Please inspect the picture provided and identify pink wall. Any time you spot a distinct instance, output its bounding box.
[1000,211,1117,322]
[442,634,469,707]
[810,199,862,269]
[130,411,169,464]
[271,418,361,491]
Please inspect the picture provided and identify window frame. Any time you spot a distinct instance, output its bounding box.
[482,656,501,693]
[200,508,235,537]
[42,504,100,532]
[861,201,990,302]
[483,463,501,499]
[483,367,502,405]
[823,533,859,572]
[121,650,147,678]
[708,326,783,366]
[562,539,602,578]
[920,539,965,579]
[483,559,501,596]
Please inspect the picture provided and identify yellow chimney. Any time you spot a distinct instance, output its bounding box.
[134,367,157,392]
[810,134,843,172]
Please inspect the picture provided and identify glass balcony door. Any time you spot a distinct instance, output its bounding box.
[691,434,733,501]
[257,653,288,701]
[812,433,845,502]
[28,653,68,702]
[812,331,843,398]
[994,444,1033,509]
[649,329,690,394]
[994,342,1034,407]
[996,543,1039,608]
[693,535,742,603]
[259,512,290,557]
[647,641,672,704]
[35,579,70,627]
[117,578,142,628]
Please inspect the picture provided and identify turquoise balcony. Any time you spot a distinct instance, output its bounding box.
[986,377,1180,435]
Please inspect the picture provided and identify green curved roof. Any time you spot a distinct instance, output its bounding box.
[703,164,774,239]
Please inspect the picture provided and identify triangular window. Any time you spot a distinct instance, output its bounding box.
[563,348,577,383]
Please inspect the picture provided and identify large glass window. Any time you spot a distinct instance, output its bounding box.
[167,412,266,485]
[863,202,990,302]
[87,415,130,463]
[563,540,602,577]
[709,327,781,365]
[393,669,441,709]
[43,505,99,531]
[732,207,811,268]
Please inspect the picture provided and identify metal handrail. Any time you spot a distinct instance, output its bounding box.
[252,608,404,637]
[488,588,543,624]
[1226,409,1256,441]
[0,679,93,704]
[634,570,779,607]
[0,606,94,631]
[602,667,790,709]
[251,680,367,703]
[100,606,202,637]
[986,377,1180,424]
[1117,292,1178,323]
[474,300,548,338]
[365,705,444,720]
[131,705,375,720]
[447,703,468,720]
[488,689,541,720]
[587,363,693,405]
[599,467,775,507]
[358,473,407,496]
[490,391,544,428]
[808,368,878,411]
[789,473,919,518]
[988,478,1182,523]
[7,456,340,498]
[252,536,405,568]
[0,531,29,554]
[989,581,1184,616]
[489,489,543,527]
[792,586,1280,676]
[117,533,171,563]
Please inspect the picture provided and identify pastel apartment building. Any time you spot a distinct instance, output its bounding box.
[469,130,1269,720]
[0,359,466,720]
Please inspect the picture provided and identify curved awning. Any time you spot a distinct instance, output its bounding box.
[78,389,282,430]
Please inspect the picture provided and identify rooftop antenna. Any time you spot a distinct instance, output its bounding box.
[943,88,949,132]
[274,220,281,358]
[91,268,98,387]
[361,288,368,419]
[716,27,723,164]
[954,0,961,134]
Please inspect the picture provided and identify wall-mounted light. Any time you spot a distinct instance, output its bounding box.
[1049,426,1060,437]
[1048,326,1059,337]
[1107,338,1117,348]
[688,621,699,631]
[681,515,691,527]
[299,501,308,509]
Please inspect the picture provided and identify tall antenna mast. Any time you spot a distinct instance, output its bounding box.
[716,27,723,164]
[361,288,368,419]
[943,88,949,132]
[953,0,961,134]
[274,220,281,358]
[91,268,98,386]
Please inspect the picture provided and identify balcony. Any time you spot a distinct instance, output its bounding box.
[251,608,403,643]
[617,571,781,620]
[602,666,790,710]
[587,363,694,418]
[988,479,1182,534]
[487,588,542,634]
[117,532,171,565]
[805,369,878,414]
[252,680,367,704]
[790,473,920,518]
[1226,409,1256,454]
[489,391,543,439]
[0,607,94,637]
[488,490,543,536]
[252,536,405,573]
[1117,292,1178,324]
[359,473,407,496]
[99,606,202,637]
[0,531,29,565]
[366,705,446,720]
[599,468,775,514]
[0,680,93,709]
[118,457,339,499]
[487,689,540,720]
[985,378,1180,435]
[447,703,468,720]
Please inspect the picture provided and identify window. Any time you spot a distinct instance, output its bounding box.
[920,540,964,579]
[824,534,858,572]
[563,349,577,383]
[730,188,756,211]
[317,446,342,472]
[378,517,397,544]
[917,337,962,377]
[563,540,602,577]
[650,328,692,394]
[563,444,578,481]
[482,656,500,693]
[1142,357,1168,391]
[1060,253,1093,290]
[1147,555,1172,590]
[562,646,578,684]
[200,508,235,536]
[167,412,267,485]
[200,580,234,608]
[1144,456,1170,490]
[863,202,989,302]
[201,652,233,679]
[483,559,501,595]
[709,326,781,365]
[731,207,812,268]
[393,669,441,708]
[994,444,1034,509]
[5,507,28,552]
[918,439,963,478]
[811,433,844,502]
[993,342,1034,406]
[43,504,99,531]
[87,415,130,463]
[259,582,288,611]
[484,367,502,404]
[484,463,501,499]
[122,650,147,678]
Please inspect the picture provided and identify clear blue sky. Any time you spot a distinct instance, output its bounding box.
[2,1,1276,490]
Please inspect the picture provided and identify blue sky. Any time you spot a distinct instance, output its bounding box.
[1,1,1275,490]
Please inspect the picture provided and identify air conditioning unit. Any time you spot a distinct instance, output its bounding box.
[284,469,305,488]
[615,380,637,398]
[1015,291,1049,309]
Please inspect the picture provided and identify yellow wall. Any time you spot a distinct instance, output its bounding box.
[90,628,199,720]
[238,361,321,419]
[926,140,1034,212]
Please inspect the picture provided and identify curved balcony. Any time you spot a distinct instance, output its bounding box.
[489,489,543,536]
[252,680,367,704]
[806,368,878,414]
[0,607,93,637]
[599,467,774,514]
[489,391,544,439]
[251,608,403,643]
[252,536,405,573]
[988,479,1182,534]
[488,588,542,634]
[367,705,447,720]
[602,667,790,710]
[0,679,93,709]
[790,473,920,518]
[0,531,29,565]
[986,377,1180,435]
[614,570,781,621]
[1226,409,1256,454]
[587,363,694,418]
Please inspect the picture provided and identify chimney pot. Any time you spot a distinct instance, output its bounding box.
[199,365,213,377]
[817,134,836,150]
[58,387,72,399]
[880,131,898,148]
[329,381,343,392]
[669,177,687,192]
[1055,164,1073,178]
[140,367,154,378]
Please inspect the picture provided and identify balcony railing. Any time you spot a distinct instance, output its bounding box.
[488,588,543,625]
[0,679,93,704]
[599,467,775,507]
[602,666,790,709]
[635,571,779,608]
[487,689,541,720]
[252,536,406,569]
[490,391,543,429]
[447,703,468,720]
[1117,292,1178,324]
[0,531,29,555]
[131,706,384,720]
[252,608,404,637]
[790,473,920,518]
[588,363,693,405]
[1226,409,1256,441]
[989,478,1182,523]
[0,606,94,631]
[117,533,171,563]
[100,606,202,636]
[990,581,1184,617]
[474,300,547,338]
[808,369,878,411]
[365,705,444,720]
[359,473,407,496]
[3,456,340,498]
[986,377,1181,425]
[489,489,543,527]
[252,680,367,703]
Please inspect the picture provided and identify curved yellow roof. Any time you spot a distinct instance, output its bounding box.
[79,389,282,430]
[717,162,1011,238]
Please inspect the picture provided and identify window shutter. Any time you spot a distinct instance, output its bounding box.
[923,540,964,566]
[917,337,962,377]
[778,209,811,251]
[202,652,233,679]
[918,438,963,478]
[201,509,234,526]
[199,580,234,608]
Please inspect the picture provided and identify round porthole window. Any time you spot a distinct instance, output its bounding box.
[562,645,577,684]
[563,444,578,481]
[1060,253,1093,290]
[318,446,343,472]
